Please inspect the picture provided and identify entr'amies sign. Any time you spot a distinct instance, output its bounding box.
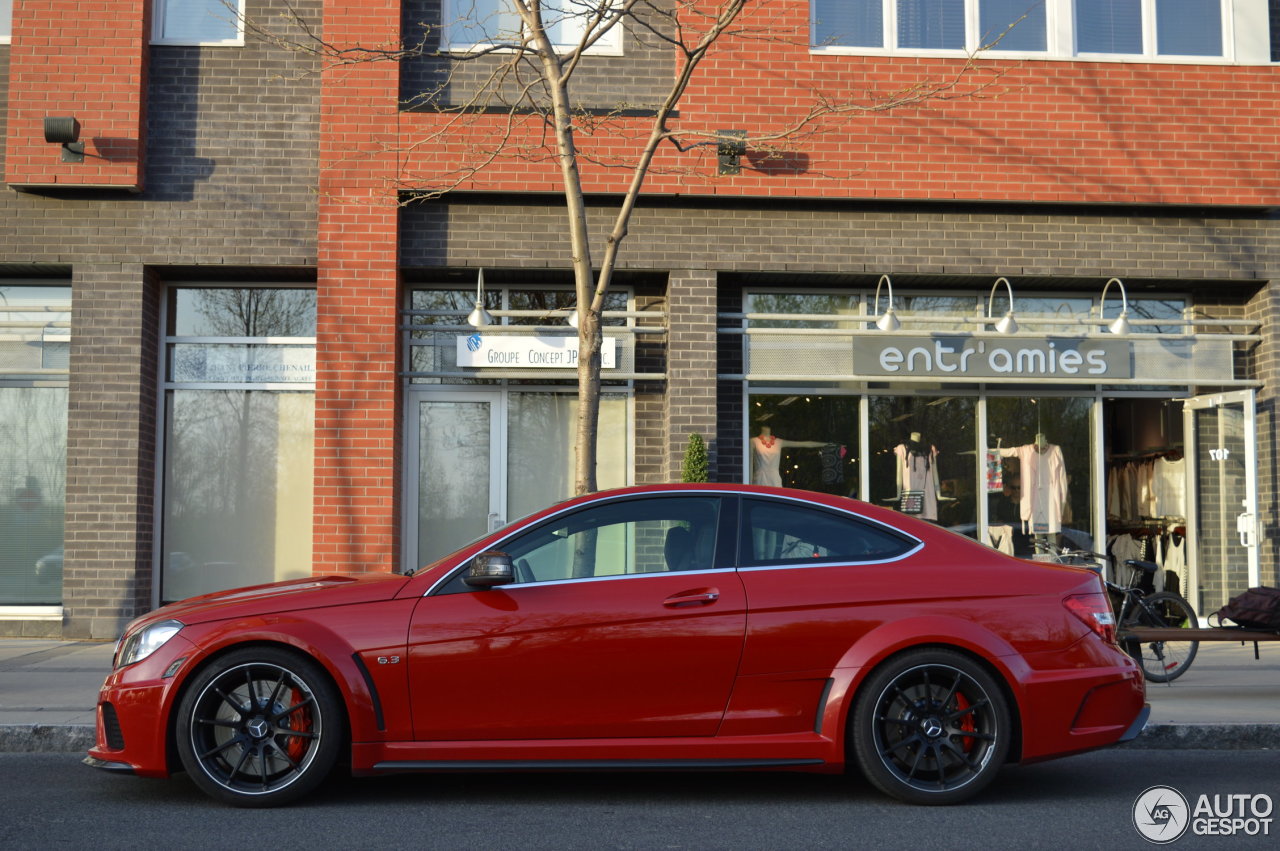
[851,335,1133,380]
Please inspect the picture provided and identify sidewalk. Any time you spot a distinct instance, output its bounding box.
[1,637,1277,753]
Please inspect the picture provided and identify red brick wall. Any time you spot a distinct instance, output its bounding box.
[3,1,149,189]
[314,0,403,574]
[391,2,1280,206]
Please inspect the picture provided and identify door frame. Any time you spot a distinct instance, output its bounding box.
[1182,389,1260,613]
[404,389,506,575]
[403,386,637,574]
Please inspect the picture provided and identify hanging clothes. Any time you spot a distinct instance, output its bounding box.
[1000,442,1068,534]
[894,441,939,521]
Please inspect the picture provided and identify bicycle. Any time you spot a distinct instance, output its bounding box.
[1034,544,1200,682]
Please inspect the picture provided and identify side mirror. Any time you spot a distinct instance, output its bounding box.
[463,551,515,589]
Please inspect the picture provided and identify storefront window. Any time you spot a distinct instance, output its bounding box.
[868,395,978,533]
[163,390,314,601]
[0,388,67,605]
[161,288,315,602]
[986,396,1094,556]
[0,284,70,606]
[748,395,859,496]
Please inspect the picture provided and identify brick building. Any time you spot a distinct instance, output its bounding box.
[1,0,1278,639]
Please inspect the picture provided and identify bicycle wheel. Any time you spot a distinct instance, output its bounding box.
[1122,592,1199,683]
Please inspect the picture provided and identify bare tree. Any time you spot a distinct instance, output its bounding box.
[245,0,1005,494]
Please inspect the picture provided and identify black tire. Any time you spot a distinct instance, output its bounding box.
[851,648,1010,805]
[175,647,344,807]
[1122,592,1199,683]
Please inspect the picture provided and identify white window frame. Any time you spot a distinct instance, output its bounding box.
[811,0,1271,64]
[442,0,624,56]
[152,0,246,47]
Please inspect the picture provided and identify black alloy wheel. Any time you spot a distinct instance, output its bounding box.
[852,648,1010,805]
[175,647,344,807]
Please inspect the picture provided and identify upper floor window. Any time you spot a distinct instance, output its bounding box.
[1076,0,1223,57]
[812,0,1246,61]
[443,0,623,54]
[1,1,12,43]
[153,0,244,46]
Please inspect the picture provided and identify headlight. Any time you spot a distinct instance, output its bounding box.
[114,619,184,669]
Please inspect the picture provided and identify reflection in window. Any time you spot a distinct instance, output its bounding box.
[171,288,317,337]
[742,498,913,565]
[745,292,859,329]
[502,496,721,582]
[0,388,67,605]
[507,392,628,523]
[162,391,315,602]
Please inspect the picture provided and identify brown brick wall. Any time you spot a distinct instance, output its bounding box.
[61,264,159,639]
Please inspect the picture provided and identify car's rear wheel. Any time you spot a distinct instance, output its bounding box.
[852,648,1010,805]
[175,647,343,807]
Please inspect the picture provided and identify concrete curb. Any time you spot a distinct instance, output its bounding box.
[2,723,1277,755]
[0,725,95,753]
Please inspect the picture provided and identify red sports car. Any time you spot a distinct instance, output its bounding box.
[85,484,1146,807]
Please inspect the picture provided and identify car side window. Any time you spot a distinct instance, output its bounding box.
[436,496,722,593]
[740,498,915,567]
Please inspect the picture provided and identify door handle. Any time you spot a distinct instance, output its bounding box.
[663,589,720,608]
[1237,510,1256,548]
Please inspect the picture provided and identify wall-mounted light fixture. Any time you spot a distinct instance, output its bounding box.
[466,268,493,328]
[566,307,580,328]
[43,116,85,163]
[1100,277,1131,335]
[717,130,747,176]
[872,274,901,332]
[987,277,1018,334]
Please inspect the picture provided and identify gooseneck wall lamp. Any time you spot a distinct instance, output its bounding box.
[43,116,85,163]
[872,275,901,332]
[1100,277,1131,335]
[466,268,494,328]
[987,277,1018,334]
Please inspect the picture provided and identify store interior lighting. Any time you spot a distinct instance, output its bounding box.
[987,277,1018,334]
[1100,277,1132,335]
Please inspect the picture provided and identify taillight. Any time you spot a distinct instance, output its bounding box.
[1064,593,1117,644]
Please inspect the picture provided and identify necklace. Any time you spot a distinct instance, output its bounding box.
[759,435,776,448]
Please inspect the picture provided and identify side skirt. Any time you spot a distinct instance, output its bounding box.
[370,758,825,773]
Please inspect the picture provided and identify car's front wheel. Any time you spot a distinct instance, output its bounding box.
[851,648,1010,805]
[175,647,344,807]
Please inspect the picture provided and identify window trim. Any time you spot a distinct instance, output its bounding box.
[427,492,731,595]
[152,0,246,47]
[810,0,1261,64]
[440,0,624,57]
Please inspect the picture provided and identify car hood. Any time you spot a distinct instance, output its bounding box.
[125,572,411,632]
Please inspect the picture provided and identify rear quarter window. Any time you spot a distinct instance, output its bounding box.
[740,498,917,567]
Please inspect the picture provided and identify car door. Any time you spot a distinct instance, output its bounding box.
[406,494,746,741]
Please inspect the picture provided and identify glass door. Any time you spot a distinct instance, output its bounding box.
[1182,390,1259,616]
[407,391,504,572]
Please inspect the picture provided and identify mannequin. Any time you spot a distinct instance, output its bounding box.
[893,432,941,520]
[751,426,825,487]
[999,435,1067,534]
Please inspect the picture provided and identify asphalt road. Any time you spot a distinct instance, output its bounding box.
[2,749,1277,850]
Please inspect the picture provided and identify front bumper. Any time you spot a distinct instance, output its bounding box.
[84,634,196,778]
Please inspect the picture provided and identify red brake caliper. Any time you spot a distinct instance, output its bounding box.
[285,688,311,762]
